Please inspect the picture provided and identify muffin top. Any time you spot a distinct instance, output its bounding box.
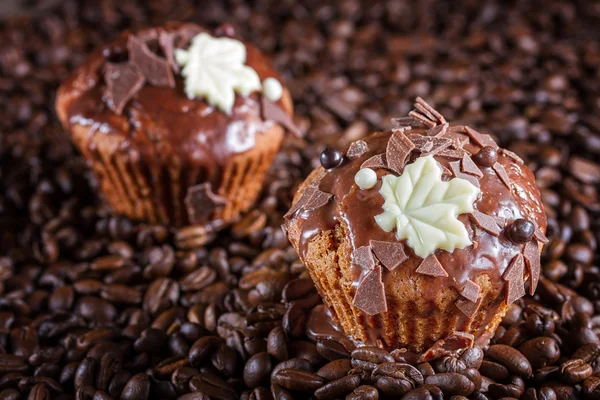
[56,22,297,169]
[285,98,547,318]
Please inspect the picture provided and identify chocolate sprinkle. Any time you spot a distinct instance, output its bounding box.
[415,255,448,277]
[158,30,178,73]
[524,240,541,295]
[103,63,145,115]
[464,126,499,149]
[261,97,302,138]
[461,279,480,303]
[501,148,524,165]
[352,246,376,270]
[184,183,226,225]
[361,153,387,170]
[426,122,449,137]
[437,148,468,160]
[370,240,408,271]
[461,154,483,177]
[386,130,415,174]
[418,332,474,363]
[450,161,481,188]
[283,185,317,218]
[492,162,512,189]
[127,35,175,88]
[346,140,368,159]
[470,210,502,236]
[503,253,526,305]
[352,266,387,316]
[302,188,333,213]
[534,228,550,244]
[456,298,482,318]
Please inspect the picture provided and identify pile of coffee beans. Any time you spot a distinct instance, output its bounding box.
[1,0,600,399]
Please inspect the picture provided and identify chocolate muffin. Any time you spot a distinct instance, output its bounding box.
[284,98,547,353]
[56,22,298,228]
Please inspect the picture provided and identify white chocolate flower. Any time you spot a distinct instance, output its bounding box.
[374,155,480,258]
[175,33,262,114]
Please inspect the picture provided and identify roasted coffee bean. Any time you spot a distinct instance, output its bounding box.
[351,346,394,365]
[28,383,50,400]
[243,352,272,389]
[523,387,557,400]
[317,358,353,382]
[314,375,360,400]
[120,373,150,400]
[282,302,306,338]
[0,388,20,400]
[74,358,95,390]
[518,337,561,369]
[398,384,443,400]
[188,336,222,368]
[486,344,532,377]
[372,362,423,386]
[488,375,525,398]
[560,358,592,384]
[189,375,237,400]
[266,327,288,362]
[177,392,210,400]
[272,368,324,391]
[346,385,379,400]
[425,373,475,396]
[316,340,350,361]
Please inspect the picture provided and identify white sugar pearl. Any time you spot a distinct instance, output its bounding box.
[355,168,378,190]
[263,78,283,101]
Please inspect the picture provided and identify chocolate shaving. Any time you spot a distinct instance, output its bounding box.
[456,297,482,318]
[361,154,387,170]
[416,97,447,124]
[352,266,387,316]
[492,162,512,189]
[461,155,483,177]
[408,135,452,156]
[391,117,427,129]
[303,188,333,212]
[451,135,470,149]
[128,35,175,88]
[450,161,480,188]
[415,255,448,277]
[386,130,415,174]
[464,126,499,149]
[261,97,302,138]
[409,110,436,128]
[352,246,376,270]
[173,23,204,48]
[448,125,468,134]
[103,63,145,115]
[370,240,408,271]
[184,183,227,225]
[437,148,468,160]
[470,210,502,236]
[158,31,178,73]
[534,228,549,244]
[461,279,480,303]
[524,240,541,295]
[426,122,449,137]
[418,332,474,363]
[346,140,368,159]
[503,253,526,305]
[283,186,316,218]
[501,149,524,165]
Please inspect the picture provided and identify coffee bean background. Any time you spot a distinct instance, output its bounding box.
[1,0,600,399]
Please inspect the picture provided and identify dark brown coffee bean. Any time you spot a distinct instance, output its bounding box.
[74,357,95,390]
[317,359,353,382]
[177,392,210,400]
[523,387,557,400]
[121,373,150,400]
[479,360,509,381]
[371,362,423,386]
[282,302,306,338]
[0,388,20,400]
[272,368,324,391]
[488,375,525,398]
[486,344,532,377]
[291,341,324,366]
[560,358,592,384]
[133,328,168,355]
[314,375,360,400]
[375,377,415,397]
[189,375,237,400]
[346,385,379,400]
[518,337,561,369]
[212,343,238,377]
[27,383,50,400]
[425,373,475,396]
[244,352,272,389]
[188,336,222,368]
[266,327,288,362]
[351,346,394,365]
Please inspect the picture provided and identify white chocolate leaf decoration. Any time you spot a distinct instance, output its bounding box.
[175,33,262,114]
[375,155,480,258]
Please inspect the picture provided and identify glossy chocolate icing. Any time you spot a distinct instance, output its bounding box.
[286,124,547,348]
[58,22,291,178]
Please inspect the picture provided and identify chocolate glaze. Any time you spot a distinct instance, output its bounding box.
[57,21,291,183]
[287,126,547,348]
